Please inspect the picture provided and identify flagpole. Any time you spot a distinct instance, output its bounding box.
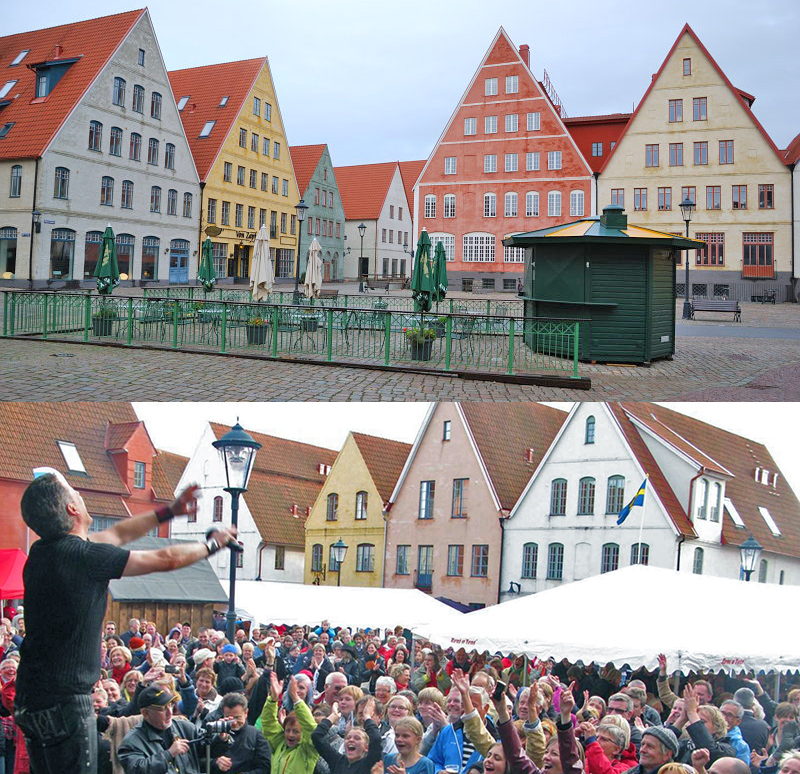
[636,475,648,563]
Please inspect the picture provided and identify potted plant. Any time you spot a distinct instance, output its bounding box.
[246,316,268,345]
[404,326,436,361]
[92,304,116,337]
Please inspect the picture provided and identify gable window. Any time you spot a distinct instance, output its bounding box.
[585,415,595,443]
[53,167,69,199]
[452,478,468,518]
[223,162,232,183]
[668,99,683,122]
[251,133,259,153]
[112,77,126,107]
[719,140,734,165]
[526,152,540,171]
[424,194,436,218]
[253,96,261,116]
[129,132,141,161]
[443,194,456,218]
[645,144,659,167]
[100,176,114,206]
[150,92,162,120]
[311,543,323,572]
[578,477,595,515]
[264,102,272,121]
[443,423,452,446]
[606,475,625,514]
[356,544,374,572]
[547,151,562,170]
[165,143,175,170]
[484,115,499,135]
[447,545,464,576]
[550,478,567,516]
[396,545,410,575]
[9,165,22,198]
[505,75,518,94]
[132,85,145,113]
[326,493,338,520]
[147,138,159,165]
[592,142,603,157]
[273,141,280,159]
[121,180,133,209]
[521,543,538,579]
[57,440,86,473]
[355,491,368,520]
[547,543,564,580]
[138,48,145,66]
[485,77,498,96]
[683,58,691,75]
[444,157,457,175]
[471,544,489,577]
[88,121,102,151]
[109,127,122,156]
[238,166,245,186]
[693,547,704,575]
[133,461,146,489]
[631,542,649,565]
[601,543,619,573]
[239,128,247,148]
[419,481,435,519]
[693,97,707,121]
[758,184,774,209]
[464,117,477,135]
[527,112,540,131]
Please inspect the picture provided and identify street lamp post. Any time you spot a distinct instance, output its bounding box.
[293,199,309,304]
[28,210,41,290]
[680,196,696,320]
[357,222,367,292]
[330,538,348,587]
[739,534,763,582]
[212,421,262,642]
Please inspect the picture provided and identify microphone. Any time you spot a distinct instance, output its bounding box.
[206,527,244,553]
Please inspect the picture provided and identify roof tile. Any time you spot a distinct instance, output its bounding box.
[152,449,188,501]
[398,160,426,216]
[333,162,398,220]
[290,144,326,197]
[351,432,412,502]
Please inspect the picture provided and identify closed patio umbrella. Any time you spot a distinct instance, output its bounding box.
[410,229,433,313]
[432,240,448,306]
[303,237,323,298]
[94,224,120,295]
[198,237,217,293]
[249,225,274,301]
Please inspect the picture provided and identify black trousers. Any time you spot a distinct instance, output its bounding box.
[15,694,96,774]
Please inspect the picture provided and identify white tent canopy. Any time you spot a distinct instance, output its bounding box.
[415,565,800,674]
[221,580,465,633]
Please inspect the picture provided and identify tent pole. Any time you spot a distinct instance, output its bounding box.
[523,654,529,688]
[774,672,781,699]
[411,634,416,671]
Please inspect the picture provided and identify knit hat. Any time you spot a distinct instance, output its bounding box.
[222,644,239,655]
[193,648,215,665]
[129,637,145,650]
[218,677,245,695]
[642,727,679,757]
[149,648,166,666]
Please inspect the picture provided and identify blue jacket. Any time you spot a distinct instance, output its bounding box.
[428,721,483,774]
[728,725,751,764]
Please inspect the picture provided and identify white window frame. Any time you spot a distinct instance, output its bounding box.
[570,190,585,217]
[429,233,455,261]
[525,191,539,217]
[57,441,86,473]
[485,115,497,134]
[484,155,497,173]
[483,193,496,217]
[464,117,476,135]
[485,77,498,96]
[758,506,782,537]
[424,194,436,218]
[547,191,561,217]
[527,112,541,131]
[463,233,496,262]
[505,113,519,133]
[504,245,525,263]
[548,150,562,170]
[505,153,518,172]
[505,75,519,94]
[504,192,518,217]
[526,152,540,171]
[444,157,457,175]
[443,194,456,218]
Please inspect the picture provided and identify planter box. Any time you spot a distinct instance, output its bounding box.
[246,325,268,345]
[410,339,433,361]
[92,317,114,337]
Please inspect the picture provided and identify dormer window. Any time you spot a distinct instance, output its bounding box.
[709,482,722,522]
[317,463,331,475]
[133,461,145,489]
[57,441,86,473]
[443,420,451,441]
[758,506,781,537]
[11,50,30,67]
[36,74,48,98]
[30,56,79,99]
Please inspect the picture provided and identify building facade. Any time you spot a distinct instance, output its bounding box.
[303,432,410,588]
[290,144,346,281]
[598,25,793,301]
[0,10,200,287]
[414,29,594,293]
[169,58,300,283]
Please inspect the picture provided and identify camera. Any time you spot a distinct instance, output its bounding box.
[492,681,507,702]
[204,719,234,735]
[164,664,179,674]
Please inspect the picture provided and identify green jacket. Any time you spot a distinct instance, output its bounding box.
[257,697,320,774]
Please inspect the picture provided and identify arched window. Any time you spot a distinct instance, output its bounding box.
[150,186,161,213]
[550,478,567,516]
[585,415,595,444]
[129,132,141,161]
[326,493,338,521]
[54,167,69,199]
[428,234,455,262]
[147,138,159,165]
[710,483,722,522]
[424,194,436,218]
[525,191,539,217]
[311,543,323,572]
[112,77,126,106]
[88,121,103,151]
[356,543,375,572]
[547,543,564,580]
[504,192,518,217]
[183,192,192,218]
[9,165,21,198]
[213,496,223,522]
[132,84,144,113]
[521,542,538,579]
[83,231,103,278]
[166,189,177,216]
[693,547,704,575]
[577,477,595,515]
[121,180,134,209]
[109,126,122,156]
[164,142,175,170]
[100,176,114,206]
[115,234,134,276]
[697,479,709,520]
[631,542,649,566]
[547,190,561,217]
[570,190,585,217]
[601,543,619,573]
[483,192,496,217]
[606,475,625,514]
[443,193,456,218]
[150,91,162,119]
[355,491,368,520]
[329,543,343,572]
[758,559,768,583]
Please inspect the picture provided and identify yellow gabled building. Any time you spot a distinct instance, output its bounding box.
[304,432,411,588]
[169,58,300,282]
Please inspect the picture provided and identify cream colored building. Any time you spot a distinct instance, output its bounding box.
[598,25,792,301]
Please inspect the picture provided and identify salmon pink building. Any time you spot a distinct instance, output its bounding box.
[414,28,594,291]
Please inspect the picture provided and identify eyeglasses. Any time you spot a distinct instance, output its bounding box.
[607,707,628,715]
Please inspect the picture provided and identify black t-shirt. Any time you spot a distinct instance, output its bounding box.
[17,534,130,707]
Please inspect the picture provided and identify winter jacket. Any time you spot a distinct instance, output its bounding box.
[739,712,770,753]
[585,739,638,774]
[209,723,272,774]
[428,720,484,774]
[667,721,736,766]
[257,696,320,774]
[312,718,383,774]
[359,657,387,694]
[727,725,751,764]
[118,717,201,774]
[412,666,451,695]
[522,718,547,769]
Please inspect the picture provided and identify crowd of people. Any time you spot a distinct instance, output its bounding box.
[2,612,799,774]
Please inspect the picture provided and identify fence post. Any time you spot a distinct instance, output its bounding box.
[445,315,452,371]
[126,297,133,345]
[271,305,279,356]
[171,301,178,349]
[2,292,6,336]
[326,308,333,362]
[507,317,515,374]
[220,303,228,353]
[449,298,453,314]
[384,311,391,366]
[572,322,580,378]
[343,294,348,310]
[83,295,91,342]
[42,293,49,339]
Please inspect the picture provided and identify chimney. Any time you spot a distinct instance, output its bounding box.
[601,204,627,230]
[519,45,530,68]
[53,44,63,59]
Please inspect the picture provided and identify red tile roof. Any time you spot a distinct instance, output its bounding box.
[152,450,189,502]
[333,161,398,220]
[460,402,567,511]
[564,114,630,173]
[104,421,142,452]
[616,403,800,558]
[784,132,800,164]
[168,58,264,181]
[351,432,412,503]
[398,160,426,216]
[290,144,326,198]
[0,10,145,160]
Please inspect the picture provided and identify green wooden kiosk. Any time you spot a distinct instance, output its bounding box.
[504,205,704,364]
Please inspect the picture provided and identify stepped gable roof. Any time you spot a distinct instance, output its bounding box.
[168,57,264,181]
[0,10,145,159]
[460,402,567,511]
[599,24,785,174]
[351,432,412,502]
[334,161,398,220]
[289,144,327,196]
[398,160,426,211]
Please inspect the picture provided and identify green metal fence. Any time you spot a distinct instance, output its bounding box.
[2,291,582,380]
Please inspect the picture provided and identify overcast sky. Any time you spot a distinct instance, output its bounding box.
[133,402,800,500]
[7,0,799,166]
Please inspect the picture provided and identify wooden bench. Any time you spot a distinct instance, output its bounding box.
[689,298,741,322]
[319,289,339,299]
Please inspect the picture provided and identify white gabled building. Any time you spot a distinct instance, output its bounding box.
[500,402,800,601]
[0,9,200,288]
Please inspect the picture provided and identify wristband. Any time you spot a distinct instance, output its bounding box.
[205,535,224,556]
[155,504,175,524]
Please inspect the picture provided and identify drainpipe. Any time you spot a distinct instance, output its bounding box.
[381,504,389,589]
[791,163,796,301]
[675,535,685,570]
[497,510,509,604]
[28,158,40,289]
[684,468,705,568]
[198,181,206,285]
[255,540,266,580]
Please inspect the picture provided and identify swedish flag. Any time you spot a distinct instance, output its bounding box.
[616,478,647,525]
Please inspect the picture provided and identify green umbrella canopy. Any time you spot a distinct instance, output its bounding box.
[94,225,120,295]
[198,237,217,292]
[410,230,434,313]
[431,240,448,304]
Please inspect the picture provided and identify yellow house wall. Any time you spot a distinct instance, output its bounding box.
[304,434,385,587]
[598,32,791,276]
[201,60,300,274]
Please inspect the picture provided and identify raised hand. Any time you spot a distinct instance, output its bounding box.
[578,721,596,740]
[527,682,540,721]
[691,748,711,771]
[657,654,667,674]
[634,716,645,731]
[560,681,577,719]
[451,668,470,696]
[288,675,299,703]
[269,670,283,702]
[579,690,590,713]
[683,683,699,715]
[171,484,200,518]
[329,701,341,725]
[427,703,448,729]
[750,749,768,769]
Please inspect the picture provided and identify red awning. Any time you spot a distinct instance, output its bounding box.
[0,549,27,599]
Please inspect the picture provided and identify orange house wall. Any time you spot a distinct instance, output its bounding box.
[417,33,593,277]
[0,480,34,551]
